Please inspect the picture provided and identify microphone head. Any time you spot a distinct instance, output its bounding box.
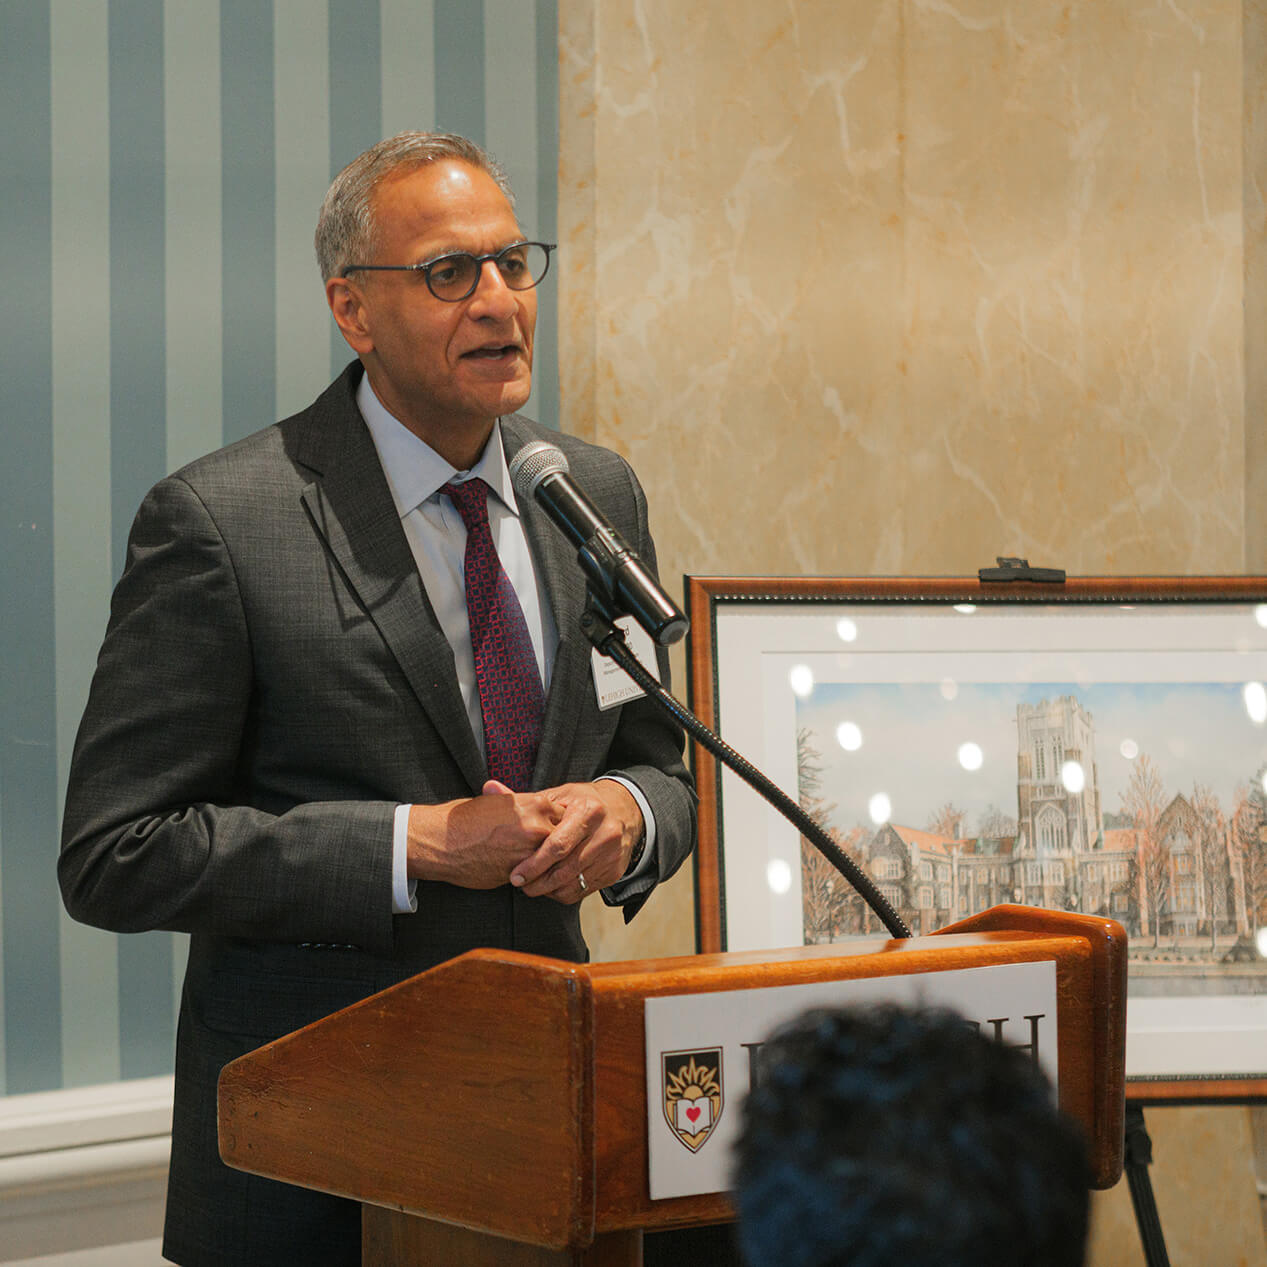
[509,440,570,499]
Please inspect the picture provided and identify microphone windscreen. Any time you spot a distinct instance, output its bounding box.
[509,441,570,498]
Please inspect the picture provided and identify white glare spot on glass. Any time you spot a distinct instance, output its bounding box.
[789,664,814,698]
[958,742,984,771]
[1120,738,1139,760]
[869,792,892,825]
[1061,760,1086,794]
[940,678,959,701]
[1245,681,1267,726]
[836,618,858,643]
[1256,605,1267,629]
[1256,927,1267,958]
[836,722,863,752]
[766,858,792,895]
[954,604,976,615]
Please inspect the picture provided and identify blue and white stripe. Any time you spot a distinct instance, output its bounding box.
[0,0,560,1095]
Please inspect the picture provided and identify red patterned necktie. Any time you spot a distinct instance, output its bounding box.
[442,478,545,790]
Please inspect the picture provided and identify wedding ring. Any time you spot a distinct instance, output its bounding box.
[578,872,588,892]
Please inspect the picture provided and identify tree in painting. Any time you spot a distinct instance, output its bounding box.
[1190,783,1229,951]
[977,803,1018,838]
[1240,770,1267,936]
[925,802,967,840]
[797,728,874,941]
[1122,754,1168,947]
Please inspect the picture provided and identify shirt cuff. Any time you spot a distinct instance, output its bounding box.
[596,776,656,884]
[392,803,419,914]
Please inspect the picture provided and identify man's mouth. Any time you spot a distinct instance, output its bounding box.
[463,344,519,360]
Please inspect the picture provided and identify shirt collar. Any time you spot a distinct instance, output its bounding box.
[356,373,519,518]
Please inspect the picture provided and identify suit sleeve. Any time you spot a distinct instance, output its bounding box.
[594,459,698,922]
[58,475,399,955]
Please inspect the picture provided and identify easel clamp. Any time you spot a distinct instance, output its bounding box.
[978,556,1067,583]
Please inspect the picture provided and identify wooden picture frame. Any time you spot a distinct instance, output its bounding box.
[685,575,1267,1093]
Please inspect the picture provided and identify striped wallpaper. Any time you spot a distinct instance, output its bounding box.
[0,0,560,1096]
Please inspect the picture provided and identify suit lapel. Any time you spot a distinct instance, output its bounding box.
[501,418,595,788]
[296,371,486,791]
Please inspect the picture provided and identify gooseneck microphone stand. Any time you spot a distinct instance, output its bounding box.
[580,600,912,942]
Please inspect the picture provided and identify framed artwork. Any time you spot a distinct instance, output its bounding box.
[685,576,1267,1094]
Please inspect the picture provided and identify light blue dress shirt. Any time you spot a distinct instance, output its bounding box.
[356,375,655,911]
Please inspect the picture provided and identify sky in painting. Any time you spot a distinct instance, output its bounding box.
[795,681,1267,836]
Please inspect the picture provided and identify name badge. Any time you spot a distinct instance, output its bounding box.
[591,616,661,710]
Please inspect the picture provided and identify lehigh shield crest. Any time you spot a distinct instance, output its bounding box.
[661,1048,723,1153]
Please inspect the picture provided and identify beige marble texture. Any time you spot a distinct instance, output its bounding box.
[1247,0,1267,571]
[561,0,1244,588]
[561,2,1266,1258]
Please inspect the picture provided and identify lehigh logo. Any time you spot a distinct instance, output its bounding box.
[662,1048,723,1153]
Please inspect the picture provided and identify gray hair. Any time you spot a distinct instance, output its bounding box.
[314,132,515,282]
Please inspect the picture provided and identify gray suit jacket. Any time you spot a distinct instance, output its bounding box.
[59,364,696,1266]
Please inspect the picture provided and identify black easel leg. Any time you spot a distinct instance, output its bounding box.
[1124,1103,1171,1267]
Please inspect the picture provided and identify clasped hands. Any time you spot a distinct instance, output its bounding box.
[406,778,643,903]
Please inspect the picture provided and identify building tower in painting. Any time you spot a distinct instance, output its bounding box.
[1015,696,1103,907]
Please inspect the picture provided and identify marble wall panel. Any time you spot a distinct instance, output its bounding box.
[561,0,1245,585]
[563,1,908,575]
[1247,0,1267,571]
[902,0,1243,572]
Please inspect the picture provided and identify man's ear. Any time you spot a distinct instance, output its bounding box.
[325,276,374,354]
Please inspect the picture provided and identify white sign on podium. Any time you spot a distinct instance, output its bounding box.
[644,959,1058,1200]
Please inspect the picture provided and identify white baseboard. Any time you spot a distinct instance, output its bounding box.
[0,1080,172,1263]
[5,1240,165,1267]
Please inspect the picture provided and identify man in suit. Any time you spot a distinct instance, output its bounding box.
[59,132,696,1266]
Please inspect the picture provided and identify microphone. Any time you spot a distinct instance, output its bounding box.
[509,441,689,646]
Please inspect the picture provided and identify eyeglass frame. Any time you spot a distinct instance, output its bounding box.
[339,240,557,302]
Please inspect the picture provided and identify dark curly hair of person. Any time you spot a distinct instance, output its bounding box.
[731,1004,1091,1267]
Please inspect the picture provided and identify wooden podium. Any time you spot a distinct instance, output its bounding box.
[218,905,1125,1266]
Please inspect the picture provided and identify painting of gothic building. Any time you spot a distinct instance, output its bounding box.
[796,686,1267,973]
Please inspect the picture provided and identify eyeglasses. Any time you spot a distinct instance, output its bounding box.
[340,241,556,302]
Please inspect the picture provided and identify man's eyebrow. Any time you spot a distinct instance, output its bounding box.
[416,237,530,263]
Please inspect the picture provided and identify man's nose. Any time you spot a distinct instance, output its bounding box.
[467,259,518,317]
